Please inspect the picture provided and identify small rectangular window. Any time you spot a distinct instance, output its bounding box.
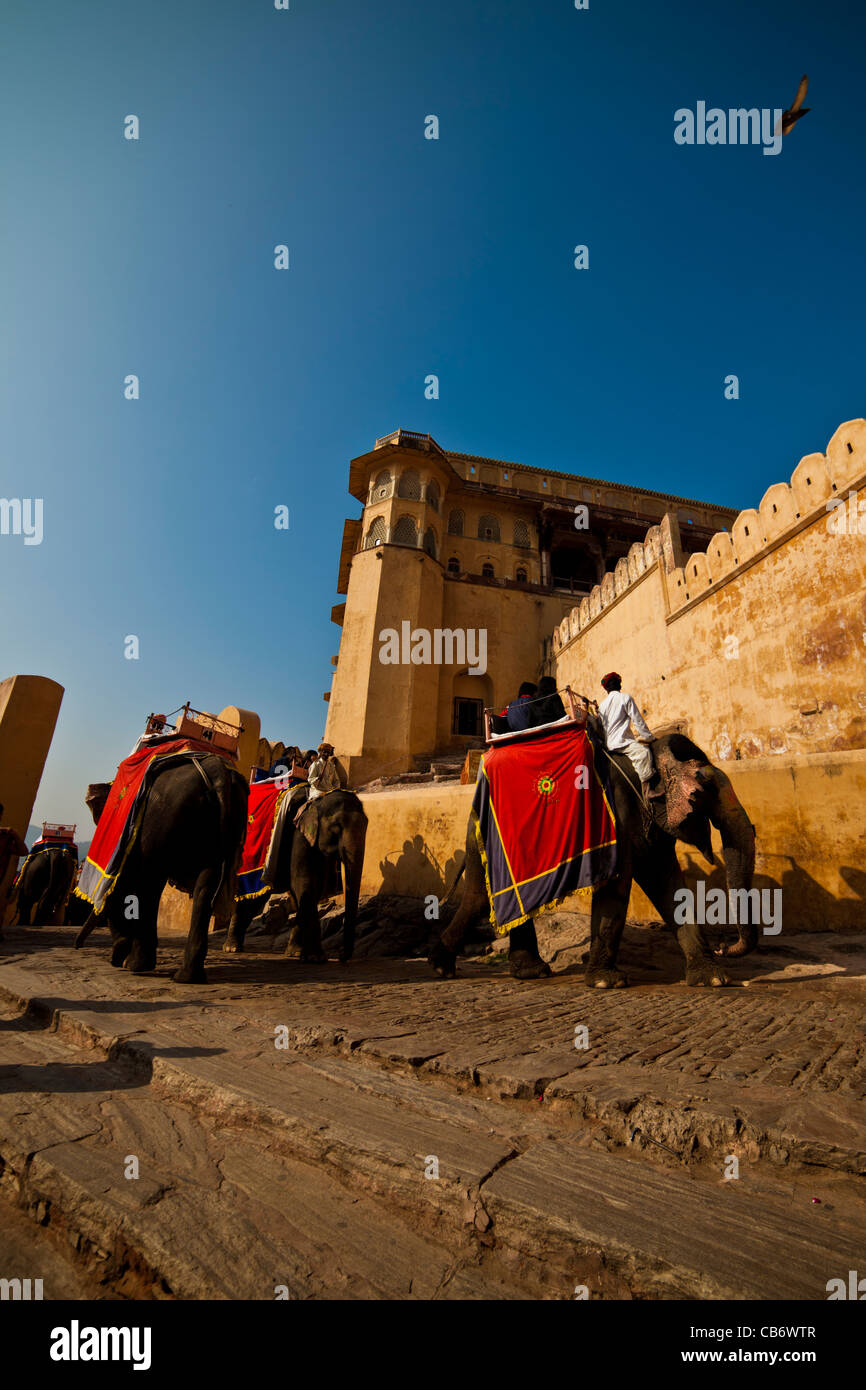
[452,698,483,736]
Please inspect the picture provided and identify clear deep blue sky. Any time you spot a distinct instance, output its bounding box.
[1,0,864,828]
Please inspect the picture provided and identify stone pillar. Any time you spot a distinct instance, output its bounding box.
[0,674,64,922]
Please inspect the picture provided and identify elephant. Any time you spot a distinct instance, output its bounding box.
[14,846,77,926]
[224,789,368,963]
[75,754,249,983]
[429,728,756,989]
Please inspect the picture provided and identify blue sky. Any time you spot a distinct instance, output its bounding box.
[1,0,864,827]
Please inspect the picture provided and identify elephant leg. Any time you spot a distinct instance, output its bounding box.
[224,897,257,953]
[35,890,54,925]
[294,878,328,967]
[430,836,489,979]
[585,874,631,989]
[109,920,133,968]
[509,920,552,979]
[632,850,728,988]
[174,870,214,983]
[125,887,160,975]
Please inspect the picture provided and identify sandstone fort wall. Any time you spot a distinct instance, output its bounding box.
[553,420,866,764]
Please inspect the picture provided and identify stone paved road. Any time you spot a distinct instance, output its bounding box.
[1,921,864,1299]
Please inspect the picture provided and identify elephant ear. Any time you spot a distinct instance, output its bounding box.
[296,800,320,848]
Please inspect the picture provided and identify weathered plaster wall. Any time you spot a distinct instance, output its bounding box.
[158,746,866,938]
[553,421,866,765]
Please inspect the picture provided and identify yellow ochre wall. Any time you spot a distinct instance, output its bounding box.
[552,420,866,765]
[354,750,866,932]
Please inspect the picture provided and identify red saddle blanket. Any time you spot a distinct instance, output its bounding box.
[236,777,291,901]
[472,725,617,934]
[76,738,235,915]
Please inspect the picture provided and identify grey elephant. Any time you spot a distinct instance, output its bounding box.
[225,789,368,963]
[430,730,757,988]
[14,845,77,926]
[74,755,248,983]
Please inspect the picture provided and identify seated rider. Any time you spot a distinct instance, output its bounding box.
[505,682,538,732]
[530,676,566,727]
[598,672,663,803]
[307,742,348,800]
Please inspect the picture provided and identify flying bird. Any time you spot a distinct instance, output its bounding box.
[780,74,810,135]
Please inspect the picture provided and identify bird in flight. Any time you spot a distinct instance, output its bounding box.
[779,75,810,136]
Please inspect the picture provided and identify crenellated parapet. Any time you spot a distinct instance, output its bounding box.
[552,419,866,653]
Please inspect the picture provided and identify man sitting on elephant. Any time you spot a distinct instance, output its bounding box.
[307,743,348,800]
[598,672,664,805]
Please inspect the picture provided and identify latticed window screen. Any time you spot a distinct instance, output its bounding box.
[392,514,418,546]
[372,470,392,501]
[447,509,464,536]
[447,556,460,573]
[478,514,500,542]
[426,480,440,512]
[516,567,527,583]
[482,562,495,578]
[397,469,421,499]
[513,519,530,548]
[363,516,387,549]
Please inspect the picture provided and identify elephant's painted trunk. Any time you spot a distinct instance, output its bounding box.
[707,768,758,957]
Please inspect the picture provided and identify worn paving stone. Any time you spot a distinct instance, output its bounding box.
[2,925,865,1298]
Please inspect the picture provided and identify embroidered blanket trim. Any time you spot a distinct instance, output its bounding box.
[471,725,617,935]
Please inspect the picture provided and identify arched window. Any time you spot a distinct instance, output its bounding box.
[426,480,440,512]
[422,527,438,559]
[478,514,500,542]
[482,562,495,579]
[371,469,392,502]
[447,556,460,574]
[392,515,418,546]
[515,567,527,583]
[447,508,464,536]
[513,519,530,549]
[363,516,387,550]
[397,469,421,500]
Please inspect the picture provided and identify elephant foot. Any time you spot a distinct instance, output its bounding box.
[173,964,208,984]
[429,941,458,979]
[685,957,729,987]
[223,937,243,954]
[585,966,629,989]
[299,949,327,964]
[110,938,132,968]
[508,948,552,980]
[338,947,354,964]
[124,946,157,974]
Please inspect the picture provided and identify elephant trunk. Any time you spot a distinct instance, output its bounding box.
[339,815,367,962]
[707,767,758,957]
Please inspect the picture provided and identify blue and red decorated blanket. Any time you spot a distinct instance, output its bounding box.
[472,725,617,935]
[236,776,289,901]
